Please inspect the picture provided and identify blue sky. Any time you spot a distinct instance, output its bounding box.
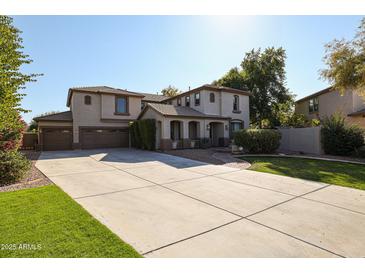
[13,16,363,123]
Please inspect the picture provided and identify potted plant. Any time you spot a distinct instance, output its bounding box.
[172,140,178,149]
[190,140,196,148]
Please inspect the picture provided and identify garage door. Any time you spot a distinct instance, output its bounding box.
[80,128,129,149]
[43,128,73,151]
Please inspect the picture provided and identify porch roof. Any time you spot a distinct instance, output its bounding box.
[138,103,230,120]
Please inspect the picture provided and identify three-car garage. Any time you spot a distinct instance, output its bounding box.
[35,111,130,151]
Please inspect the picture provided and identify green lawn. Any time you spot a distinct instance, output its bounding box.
[0,185,141,258]
[240,156,365,190]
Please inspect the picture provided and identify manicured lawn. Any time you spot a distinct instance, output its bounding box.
[0,185,141,258]
[240,156,365,190]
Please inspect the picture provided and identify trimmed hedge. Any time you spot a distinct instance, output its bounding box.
[0,151,31,187]
[321,114,364,156]
[130,119,156,150]
[234,129,281,154]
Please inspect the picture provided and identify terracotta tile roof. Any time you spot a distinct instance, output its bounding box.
[162,84,251,102]
[34,111,73,122]
[139,103,230,120]
[139,93,170,102]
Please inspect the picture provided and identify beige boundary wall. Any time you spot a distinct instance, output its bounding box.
[278,126,323,155]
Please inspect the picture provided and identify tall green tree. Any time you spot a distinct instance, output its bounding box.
[0,15,41,150]
[161,85,181,97]
[215,47,294,128]
[321,17,365,96]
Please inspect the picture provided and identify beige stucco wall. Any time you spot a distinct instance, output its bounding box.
[295,89,365,128]
[278,127,323,155]
[295,89,354,120]
[169,89,250,128]
[221,92,249,128]
[139,108,229,140]
[100,94,141,120]
[71,92,135,143]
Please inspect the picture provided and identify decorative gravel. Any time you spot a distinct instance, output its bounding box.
[0,151,52,193]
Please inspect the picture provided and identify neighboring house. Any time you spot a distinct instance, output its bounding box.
[34,84,250,151]
[295,86,365,128]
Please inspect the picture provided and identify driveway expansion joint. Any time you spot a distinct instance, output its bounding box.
[142,217,244,256]
[245,218,344,258]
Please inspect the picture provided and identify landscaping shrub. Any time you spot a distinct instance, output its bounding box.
[0,119,26,151]
[354,145,365,158]
[130,119,156,150]
[321,114,364,156]
[234,129,281,154]
[0,150,31,186]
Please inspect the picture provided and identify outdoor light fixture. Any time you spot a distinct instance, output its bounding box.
[225,125,228,130]
[206,124,210,130]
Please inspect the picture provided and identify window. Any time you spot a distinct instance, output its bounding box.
[186,96,190,107]
[309,97,319,113]
[231,121,243,132]
[177,97,181,106]
[209,93,215,103]
[84,95,91,105]
[195,93,200,106]
[233,95,239,111]
[115,96,128,114]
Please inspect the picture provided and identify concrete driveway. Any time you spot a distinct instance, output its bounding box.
[36,149,365,257]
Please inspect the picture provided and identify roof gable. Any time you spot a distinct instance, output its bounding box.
[66,86,144,106]
[162,84,251,102]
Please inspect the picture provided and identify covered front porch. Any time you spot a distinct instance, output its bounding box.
[158,118,230,150]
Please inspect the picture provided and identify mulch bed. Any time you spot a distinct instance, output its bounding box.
[0,150,52,193]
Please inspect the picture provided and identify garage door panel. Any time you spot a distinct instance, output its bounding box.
[81,128,129,149]
[43,128,73,151]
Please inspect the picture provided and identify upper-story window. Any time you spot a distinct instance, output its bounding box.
[209,93,215,103]
[84,95,91,105]
[233,95,239,112]
[115,95,128,115]
[195,93,200,106]
[141,101,145,110]
[309,97,319,113]
[177,97,181,106]
[185,96,190,107]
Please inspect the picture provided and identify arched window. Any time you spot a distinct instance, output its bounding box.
[84,95,91,105]
[209,93,215,103]
[233,95,239,111]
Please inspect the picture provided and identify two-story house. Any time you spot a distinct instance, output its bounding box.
[139,85,250,150]
[34,84,250,151]
[295,86,365,128]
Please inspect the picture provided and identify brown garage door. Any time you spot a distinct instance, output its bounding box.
[80,128,129,149]
[43,128,73,151]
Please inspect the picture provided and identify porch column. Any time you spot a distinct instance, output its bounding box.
[182,120,189,148]
[160,119,172,150]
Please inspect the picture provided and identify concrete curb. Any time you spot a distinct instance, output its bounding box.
[233,153,365,165]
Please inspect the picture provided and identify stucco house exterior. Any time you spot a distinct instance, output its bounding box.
[34,84,250,151]
[295,86,365,128]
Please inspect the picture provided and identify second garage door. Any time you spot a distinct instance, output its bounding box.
[80,128,129,149]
